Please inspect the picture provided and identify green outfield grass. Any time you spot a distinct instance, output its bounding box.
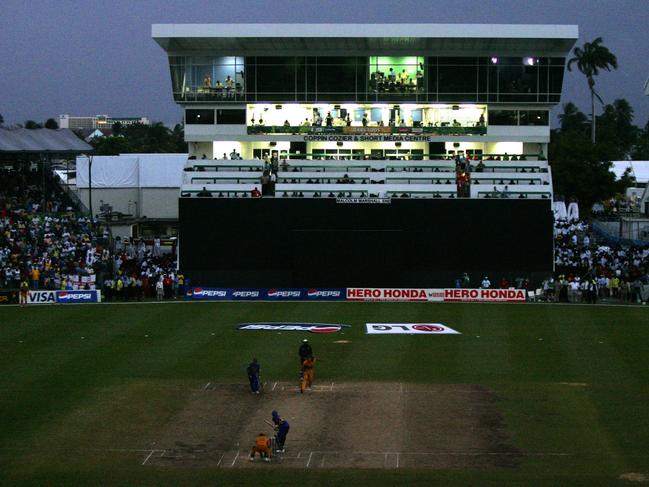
[0,301,648,486]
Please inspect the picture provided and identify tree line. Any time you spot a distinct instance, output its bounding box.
[89,122,187,154]
[0,115,187,155]
[551,36,648,210]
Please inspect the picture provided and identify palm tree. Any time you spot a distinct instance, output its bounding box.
[567,37,618,144]
[558,102,588,133]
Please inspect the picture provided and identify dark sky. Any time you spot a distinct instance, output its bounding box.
[1,0,648,127]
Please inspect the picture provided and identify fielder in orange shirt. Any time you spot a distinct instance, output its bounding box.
[300,356,316,393]
[249,432,271,462]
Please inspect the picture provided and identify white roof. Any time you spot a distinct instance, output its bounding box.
[153,23,578,56]
[611,161,649,184]
[76,154,187,188]
[153,23,578,39]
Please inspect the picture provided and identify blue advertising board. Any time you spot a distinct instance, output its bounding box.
[184,287,345,301]
[27,290,101,304]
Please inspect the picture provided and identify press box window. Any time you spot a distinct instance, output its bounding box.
[216,109,246,124]
[519,110,549,126]
[488,110,518,125]
[186,109,215,124]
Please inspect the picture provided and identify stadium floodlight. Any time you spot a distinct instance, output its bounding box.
[525,57,536,66]
[490,57,498,64]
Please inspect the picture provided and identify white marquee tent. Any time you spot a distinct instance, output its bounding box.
[75,154,188,220]
[610,161,649,185]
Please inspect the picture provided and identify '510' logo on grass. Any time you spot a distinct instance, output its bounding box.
[365,323,461,335]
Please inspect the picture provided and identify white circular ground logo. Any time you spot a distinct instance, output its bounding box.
[412,325,445,332]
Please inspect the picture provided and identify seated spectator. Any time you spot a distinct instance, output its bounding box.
[197,187,213,197]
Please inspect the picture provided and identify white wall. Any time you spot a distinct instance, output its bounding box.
[140,188,179,219]
[78,188,139,217]
[211,141,244,159]
[486,125,550,141]
[78,188,179,220]
[189,142,213,159]
[485,142,524,155]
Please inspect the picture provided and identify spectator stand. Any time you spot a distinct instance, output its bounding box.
[552,216,649,304]
[181,153,549,200]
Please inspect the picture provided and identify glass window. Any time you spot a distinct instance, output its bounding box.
[174,56,245,99]
[488,110,518,125]
[258,64,296,93]
[186,109,215,124]
[438,65,478,101]
[519,110,549,126]
[169,56,186,95]
[256,59,297,98]
[318,63,356,100]
[549,66,565,96]
[369,56,424,96]
[216,109,246,124]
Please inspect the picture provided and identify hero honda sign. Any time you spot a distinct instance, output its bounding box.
[347,287,526,303]
[347,288,442,301]
[443,288,526,302]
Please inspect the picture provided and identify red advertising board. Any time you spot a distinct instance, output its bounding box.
[442,288,526,302]
[346,288,526,303]
[347,288,439,301]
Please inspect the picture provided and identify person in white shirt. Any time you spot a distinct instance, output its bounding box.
[481,277,491,289]
[153,237,161,257]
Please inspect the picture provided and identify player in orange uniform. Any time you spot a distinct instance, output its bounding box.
[249,432,271,462]
[300,356,316,393]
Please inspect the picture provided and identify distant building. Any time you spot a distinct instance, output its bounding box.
[80,128,113,142]
[58,114,150,130]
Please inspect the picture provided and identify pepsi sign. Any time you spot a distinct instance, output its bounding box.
[266,289,302,299]
[231,289,261,299]
[57,291,98,303]
[185,287,229,300]
[184,287,346,301]
[237,323,350,333]
[305,288,343,300]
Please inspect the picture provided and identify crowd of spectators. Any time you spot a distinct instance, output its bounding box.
[1,165,182,301]
[102,236,182,302]
[0,165,106,291]
[550,218,649,303]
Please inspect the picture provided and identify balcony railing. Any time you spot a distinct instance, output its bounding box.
[246,125,487,136]
[173,89,562,104]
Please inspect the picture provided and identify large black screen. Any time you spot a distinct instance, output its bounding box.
[179,198,553,287]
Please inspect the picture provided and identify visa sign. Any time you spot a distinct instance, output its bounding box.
[28,291,57,304]
[27,290,101,304]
